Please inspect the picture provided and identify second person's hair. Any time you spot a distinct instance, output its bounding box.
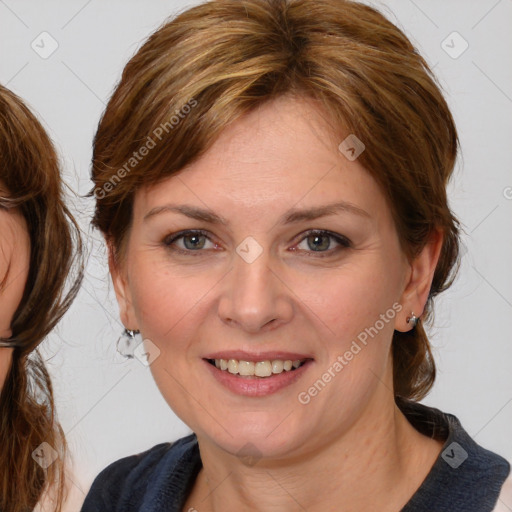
[0,84,83,512]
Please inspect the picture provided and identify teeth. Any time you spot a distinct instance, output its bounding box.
[227,359,238,374]
[212,358,306,377]
[272,360,284,373]
[255,361,272,377]
[238,360,254,376]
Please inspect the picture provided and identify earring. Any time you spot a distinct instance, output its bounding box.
[406,312,419,328]
[116,328,141,358]
[0,339,19,348]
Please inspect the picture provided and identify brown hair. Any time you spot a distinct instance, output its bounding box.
[0,85,83,512]
[91,0,460,401]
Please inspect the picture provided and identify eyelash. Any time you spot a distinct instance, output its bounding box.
[162,229,352,258]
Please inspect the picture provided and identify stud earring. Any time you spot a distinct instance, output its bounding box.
[406,313,419,328]
[116,328,141,358]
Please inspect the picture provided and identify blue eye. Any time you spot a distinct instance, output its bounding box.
[163,229,351,257]
[294,230,351,257]
[163,230,215,254]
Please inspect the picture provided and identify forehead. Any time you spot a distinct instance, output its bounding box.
[135,95,387,224]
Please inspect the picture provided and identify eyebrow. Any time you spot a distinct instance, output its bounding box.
[144,200,371,225]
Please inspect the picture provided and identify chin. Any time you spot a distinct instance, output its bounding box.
[194,414,310,461]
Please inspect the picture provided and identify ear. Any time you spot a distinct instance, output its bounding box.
[396,228,443,332]
[107,240,139,331]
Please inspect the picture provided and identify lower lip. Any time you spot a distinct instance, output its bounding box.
[203,359,313,397]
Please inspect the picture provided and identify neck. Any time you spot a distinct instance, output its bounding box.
[186,390,443,512]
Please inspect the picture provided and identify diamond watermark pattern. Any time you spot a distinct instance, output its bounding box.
[236,442,263,467]
[441,441,468,468]
[32,442,59,469]
[441,31,469,59]
[31,32,59,59]
[338,134,365,161]
[236,236,263,264]
[134,339,161,366]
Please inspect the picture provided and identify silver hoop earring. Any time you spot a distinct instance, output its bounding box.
[406,313,419,328]
[116,328,141,358]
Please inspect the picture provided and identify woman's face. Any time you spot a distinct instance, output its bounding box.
[0,184,30,389]
[112,95,439,459]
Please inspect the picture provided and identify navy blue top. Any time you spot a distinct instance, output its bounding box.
[81,398,510,511]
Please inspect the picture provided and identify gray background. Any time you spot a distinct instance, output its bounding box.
[1,0,511,504]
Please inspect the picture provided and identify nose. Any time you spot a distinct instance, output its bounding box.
[217,242,294,334]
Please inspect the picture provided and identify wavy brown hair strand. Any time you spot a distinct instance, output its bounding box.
[0,84,83,512]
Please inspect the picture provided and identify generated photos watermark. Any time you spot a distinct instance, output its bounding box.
[298,302,402,405]
[94,97,198,199]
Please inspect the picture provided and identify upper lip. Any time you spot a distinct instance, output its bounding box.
[204,351,313,362]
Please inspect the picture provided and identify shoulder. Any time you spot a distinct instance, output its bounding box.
[492,473,512,512]
[80,433,200,512]
[397,398,511,511]
[34,467,92,512]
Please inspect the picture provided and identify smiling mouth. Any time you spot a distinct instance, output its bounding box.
[206,358,311,378]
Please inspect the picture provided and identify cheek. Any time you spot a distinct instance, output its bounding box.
[299,257,403,343]
[0,267,29,339]
[297,261,402,406]
[129,258,218,348]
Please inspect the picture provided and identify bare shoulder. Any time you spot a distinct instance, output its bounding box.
[33,475,86,512]
[492,472,512,512]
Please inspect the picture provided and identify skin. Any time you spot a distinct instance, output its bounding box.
[0,184,30,390]
[111,95,445,511]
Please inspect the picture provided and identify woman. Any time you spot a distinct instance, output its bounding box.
[0,85,83,512]
[81,0,511,510]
